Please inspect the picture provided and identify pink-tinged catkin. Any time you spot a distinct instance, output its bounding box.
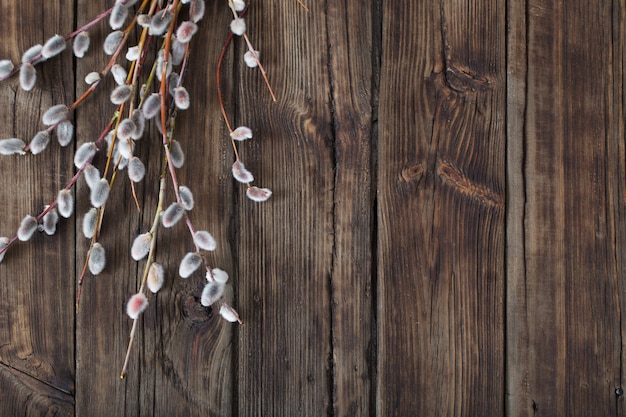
[126,293,148,319]
[209,267,229,283]
[29,131,50,155]
[190,0,206,23]
[0,138,26,155]
[200,281,224,307]
[161,203,184,228]
[176,21,198,44]
[82,208,98,239]
[109,4,128,30]
[74,142,97,168]
[142,93,161,119]
[73,31,90,58]
[110,85,132,105]
[111,64,128,86]
[232,160,254,183]
[89,242,106,275]
[246,186,272,202]
[230,18,246,36]
[169,140,185,168]
[19,63,36,91]
[83,164,101,189]
[219,305,240,322]
[41,35,66,59]
[56,120,74,147]
[104,31,124,55]
[131,110,145,139]
[244,50,260,68]
[147,263,165,293]
[173,87,190,110]
[42,208,59,236]
[21,44,42,63]
[117,119,136,140]
[128,157,145,183]
[131,232,151,261]
[90,178,110,208]
[194,230,216,251]
[57,189,74,218]
[17,215,38,241]
[0,60,14,78]
[230,126,253,141]
[179,252,202,278]
[178,185,194,210]
[0,237,9,263]
[42,104,69,126]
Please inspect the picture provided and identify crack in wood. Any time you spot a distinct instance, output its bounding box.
[437,160,503,210]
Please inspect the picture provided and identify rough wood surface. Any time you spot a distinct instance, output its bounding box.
[0,0,625,416]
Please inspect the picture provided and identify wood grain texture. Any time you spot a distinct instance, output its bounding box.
[507,0,626,415]
[377,0,506,415]
[0,1,75,416]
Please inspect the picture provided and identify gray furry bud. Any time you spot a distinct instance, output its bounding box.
[73,31,90,58]
[173,86,190,110]
[0,60,14,78]
[128,157,145,182]
[83,164,101,189]
[179,252,202,278]
[190,0,206,23]
[17,215,38,241]
[142,93,161,119]
[42,208,59,236]
[55,120,74,147]
[149,10,174,36]
[90,178,110,208]
[194,230,216,251]
[0,237,9,263]
[29,131,50,155]
[176,21,198,43]
[82,208,98,239]
[103,31,124,55]
[131,109,145,139]
[232,160,254,183]
[178,185,194,210]
[111,64,127,85]
[19,63,36,91]
[110,84,132,105]
[246,186,272,202]
[0,138,25,155]
[117,119,136,140]
[161,202,184,228]
[169,140,184,168]
[131,232,151,260]
[201,281,225,307]
[42,104,69,126]
[109,5,128,30]
[74,142,97,168]
[21,44,42,64]
[88,243,106,275]
[41,34,66,59]
[57,189,74,218]
[147,263,165,293]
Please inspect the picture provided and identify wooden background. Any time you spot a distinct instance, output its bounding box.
[0,0,624,415]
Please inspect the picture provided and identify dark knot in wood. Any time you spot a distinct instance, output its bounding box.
[182,295,212,324]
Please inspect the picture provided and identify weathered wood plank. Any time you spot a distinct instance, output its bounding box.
[74,1,236,416]
[235,1,334,415]
[326,0,375,414]
[506,0,625,415]
[0,0,76,415]
[377,0,506,414]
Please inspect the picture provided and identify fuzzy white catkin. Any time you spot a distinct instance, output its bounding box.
[128,157,145,182]
[149,10,173,36]
[219,305,239,322]
[74,142,97,168]
[19,63,36,91]
[161,203,184,228]
[230,18,246,36]
[142,93,161,119]
[230,126,253,141]
[176,21,198,43]
[190,0,206,23]
[84,71,101,85]
[57,189,74,218]
[0,60,13,78]
[201,282,225,307]
[232,0,246,12]
[137,14,151,28]
[126,293,148,319]
[56,120,74,147]
[179,252,202,278]
[244,50,260,68]
[117,119,136,140]
[0,237,9,264]
[173,87,190,110]
[42,208,59,236]
[42,104,69,126]
[147,263,165,293]
[29,131,50,155]
[117,139,134,159]
[246,186,272,202]
[82,208,98,239]
[169,140,184,168]
[131,232,151,261]
[104,31,124,55]
[21,44,42,64]
[126,46,139,62]
[0,138,25,155]
[110,85,132,105]
[194,231,216,251]
[232,160,254,183]
[131,109,145,139]
[111,64,127,86]
[155,52,172,81]
[170,39,185,65]
[90,179,110,208]
[89,243,106,275]
[109,4,128,30]
[83,164,101,189]
[211,268,229,284]
[17,215,38,241]
[73,31,90,58]
[41,34,66,59]
[178,185,194,210]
